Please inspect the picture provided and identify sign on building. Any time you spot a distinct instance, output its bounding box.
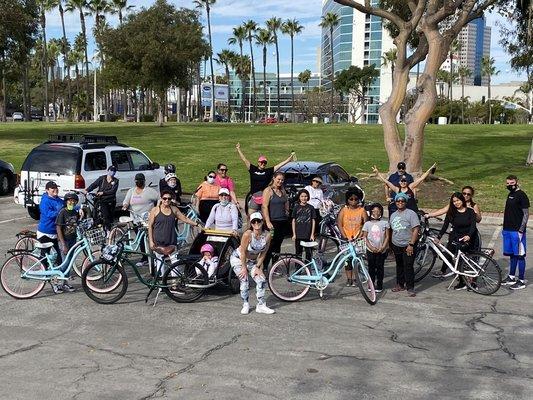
[201,84,229,106]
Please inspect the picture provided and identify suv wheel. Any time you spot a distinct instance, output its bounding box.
[0,172,10,195]
[27,206,40,220]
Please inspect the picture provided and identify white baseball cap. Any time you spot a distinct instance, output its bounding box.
[249,212,263,221]
[218,188,230,195]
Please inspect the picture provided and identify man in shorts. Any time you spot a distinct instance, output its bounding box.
[502,175,529,290]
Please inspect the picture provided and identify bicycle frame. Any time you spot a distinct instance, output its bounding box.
[175,207,199,244]
[425,238,482,279]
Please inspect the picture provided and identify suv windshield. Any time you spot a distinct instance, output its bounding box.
[22,146,80,175]
[283,173,314,186]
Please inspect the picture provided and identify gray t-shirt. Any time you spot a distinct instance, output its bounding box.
[123,187,160,215]
[362,220,390,250]
[389,209,420,247]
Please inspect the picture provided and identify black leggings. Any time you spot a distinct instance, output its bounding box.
[38,235,62,268]
[264,219,288,270]
[366,251,386,290]
[391,244,415,290]
[295,237,313,262]
[100,200,115,230]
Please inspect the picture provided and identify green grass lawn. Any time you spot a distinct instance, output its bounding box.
[0,122,531,212]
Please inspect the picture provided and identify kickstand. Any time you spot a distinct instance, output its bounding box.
[152,288,162,307]
[446,274,459,290]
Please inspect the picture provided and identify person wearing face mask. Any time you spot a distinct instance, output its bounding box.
[84,165,119,229]
[159,164,182,204]
[205,188,239,235]
[362,203,390,293]
[502,175,530,290]
[194,171,221,223]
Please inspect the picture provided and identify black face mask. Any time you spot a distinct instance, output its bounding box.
[506,184,517,192]
[136,180,145,188]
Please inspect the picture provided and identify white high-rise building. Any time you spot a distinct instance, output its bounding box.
[455,18,491,86]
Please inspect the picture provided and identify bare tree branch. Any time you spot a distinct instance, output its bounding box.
[333,0,406,29]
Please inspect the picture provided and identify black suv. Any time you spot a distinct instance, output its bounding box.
[278,161,364,207]
[0,159,16,195]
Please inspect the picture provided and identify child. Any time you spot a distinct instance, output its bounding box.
[196,243,219,280]
[55,192,81,293]
[362,203,390,292]
[337,189,368,286]
[291,189,316,261]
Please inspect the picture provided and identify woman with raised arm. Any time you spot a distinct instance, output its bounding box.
[372,162,437,213]
[236,142,295,214]
[426,185,482,223]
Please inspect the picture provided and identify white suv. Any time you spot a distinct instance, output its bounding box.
[14,134,165,220]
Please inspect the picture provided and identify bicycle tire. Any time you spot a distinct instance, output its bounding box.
[15,236,38,253]
[219,237,239,293]
[81,260,128,304]
[353,259,377,305]
[73,247,102,279]
[414,242,438,283]
[227,264,241,294]
[108,226,127,245]
[0,254,46,299]
[163,261,208,303]
[268,256,311,302]
[462,251,502,295]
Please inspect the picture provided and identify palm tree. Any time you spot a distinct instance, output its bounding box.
[320,12,340,120]
[194,0,216,122]
[233,54,251,122]
[481,56,500,124]
[255,28,274,118]
[243,20,258,121]
[65,0,91,121]
[281,19,304,123]
[56,0,73,120]
[228,26,247,58]
[298,69,311,118]
[48,39,61,121]
[381,48,397,84]
[38,0,57,121]
[216,50,238,122]
[266,17,282,119]
[109,0,133,24]
[457,66,471,124]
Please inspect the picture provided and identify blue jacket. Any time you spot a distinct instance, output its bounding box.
[38,193,65,235]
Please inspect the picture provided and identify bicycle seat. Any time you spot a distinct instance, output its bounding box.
[153,245,176,256]
[300,241,319,248]
[119,216,134,224]
[35,242,54,249]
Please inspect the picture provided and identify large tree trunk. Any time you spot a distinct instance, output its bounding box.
[0,68,6,122]
[41,12,49,122]
[157,91,164,127]
[59,4,72,121]
[80,10,90,122]
[263,47,267,118]
[206,7,215,122]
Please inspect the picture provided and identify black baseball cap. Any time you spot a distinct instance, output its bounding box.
[397,162,406,170]
[45,181,59,190]
[135,173,146,181]
[108,165,117,172]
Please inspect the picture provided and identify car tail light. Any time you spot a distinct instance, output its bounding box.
[74,174,85,189]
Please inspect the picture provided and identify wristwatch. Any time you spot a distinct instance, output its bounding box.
[408,243,414,246]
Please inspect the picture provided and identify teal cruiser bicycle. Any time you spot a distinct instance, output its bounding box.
[268,238,377,305]
[0,219,106,299]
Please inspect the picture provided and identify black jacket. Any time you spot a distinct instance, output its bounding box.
[86,175,119,203]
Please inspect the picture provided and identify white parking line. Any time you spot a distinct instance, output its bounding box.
[0,217,28,225]
[487,226,502,249]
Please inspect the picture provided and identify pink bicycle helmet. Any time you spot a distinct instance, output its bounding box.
[200,243,215,254]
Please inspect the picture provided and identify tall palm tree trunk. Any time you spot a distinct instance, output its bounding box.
[51,64,57,121]
[329,26,334,120]
[59,4,72,121]
[290,35,295,123]
[263,46,267,118]
[75,63,80,121]
[79,9,90,121]
[461,78,465,124]
[248,36,257,121]
[225,65,232,121]
[41,12,49,122]
[275,39,280,119]
[206,5,215,122]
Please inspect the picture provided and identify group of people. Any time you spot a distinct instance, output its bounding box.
[34,145,529,312]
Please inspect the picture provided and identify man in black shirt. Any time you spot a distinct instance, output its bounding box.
[84,165,119,229]
[502,175,529,290]
[236,143,295,214]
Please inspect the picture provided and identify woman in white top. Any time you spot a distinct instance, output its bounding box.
[205,188,239,234]
[305,175,324,223]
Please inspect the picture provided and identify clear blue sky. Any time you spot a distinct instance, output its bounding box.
[44,0,525,84]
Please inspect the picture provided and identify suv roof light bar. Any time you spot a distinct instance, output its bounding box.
[47,134,118,144]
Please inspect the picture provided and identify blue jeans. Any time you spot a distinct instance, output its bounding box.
[230,255,266,305]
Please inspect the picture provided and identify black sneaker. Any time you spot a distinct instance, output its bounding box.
[509,280,526,290]
[502,276,517,286]
[61,283,76,292]
[346,279,352,287]
[454,282,467,291]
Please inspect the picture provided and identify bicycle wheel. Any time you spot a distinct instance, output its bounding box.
[462,252,502,295]
[15,236,38,252]
[163,261,208,303]
[268,256,311,302]
[353,258,377,305]
[414,242,437,283]
[81,260,128,304]
[0,254,46,299]
[73,247,101,279]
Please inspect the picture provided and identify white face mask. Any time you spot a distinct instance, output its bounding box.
[207,177,215,184]
[168,181,176,188]
[220,199,229,207]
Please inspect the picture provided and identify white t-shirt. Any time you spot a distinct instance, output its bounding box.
[362,220,390,250]
[304,185,324,209]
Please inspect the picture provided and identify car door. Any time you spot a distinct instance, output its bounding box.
[82,150,108,196]
[111,149,136,204]
[326,165,351,204]
[127,150,162,191]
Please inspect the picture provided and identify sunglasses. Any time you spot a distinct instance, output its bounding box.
[395,199,406,203]
[259,161,267,165]
[462,192,472,196]
[348,197,358,201]
[208,175,216,179]
[312,180,322,184]
[162,197,172,201]
[219,168,228,172]
[251,219,262,224]
[219,193,230,197]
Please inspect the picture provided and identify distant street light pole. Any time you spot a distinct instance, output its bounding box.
[93,67,97,122]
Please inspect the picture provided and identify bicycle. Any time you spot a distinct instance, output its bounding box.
[1,219,106,299]
[413,212,443,282]
[316,198,343,254]
[414,221,502,294]
[175,203,202,246]
[268,238,377,305]
[81,238,207,305]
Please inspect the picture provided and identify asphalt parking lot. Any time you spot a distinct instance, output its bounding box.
[0,195,532,400]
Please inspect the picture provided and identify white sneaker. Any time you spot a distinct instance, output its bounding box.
[241,303,250,315]
[255,304,275,314]
[135,261,148,268]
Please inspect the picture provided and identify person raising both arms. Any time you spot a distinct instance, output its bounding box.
[372,162,437,214]
[235,142,295,214]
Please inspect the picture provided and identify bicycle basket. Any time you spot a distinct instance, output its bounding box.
[85,226,106,246]
[353,238,366,255]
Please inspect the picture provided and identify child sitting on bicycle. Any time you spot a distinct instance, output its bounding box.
[291,189,316,261]
[362,203,390,293]
[54,192,81,293]
[195,243,219,280]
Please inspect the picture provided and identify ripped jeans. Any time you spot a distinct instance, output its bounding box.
[230,255,266,305]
